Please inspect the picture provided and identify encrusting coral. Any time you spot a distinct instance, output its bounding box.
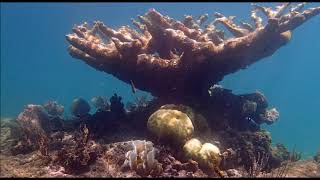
[66,3,320,99]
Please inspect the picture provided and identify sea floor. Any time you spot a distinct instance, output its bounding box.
[1,95,319,178]
[1,135,319,178]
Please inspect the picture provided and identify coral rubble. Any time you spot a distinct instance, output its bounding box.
[66,3,320,99]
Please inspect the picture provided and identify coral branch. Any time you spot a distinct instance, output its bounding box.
[66,3,320,98]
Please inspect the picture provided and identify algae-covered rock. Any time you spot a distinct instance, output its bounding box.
[183,138,202,160]
[147,109,194,143]
[270,143,290,167]
[0,117,21,139]
[197,143,221,170]
[0,117,22,154]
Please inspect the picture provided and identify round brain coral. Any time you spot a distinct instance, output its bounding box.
[197,143,221,170]
[147,109,194,143]
[183,138,202,160]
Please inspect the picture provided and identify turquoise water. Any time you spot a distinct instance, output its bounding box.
[1,3,319,158]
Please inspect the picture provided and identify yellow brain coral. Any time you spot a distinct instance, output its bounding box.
[147,109,194,143]
[159,104,210,134]
[197,143,221,170]
[183,138,202,160]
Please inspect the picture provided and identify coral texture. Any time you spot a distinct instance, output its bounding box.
[53,124,101,174]
[121,140,162,176]
[66,3,320,98]
[147,108,194,143]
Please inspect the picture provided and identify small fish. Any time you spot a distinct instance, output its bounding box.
[130,80,137,94]
[246,117,259,128]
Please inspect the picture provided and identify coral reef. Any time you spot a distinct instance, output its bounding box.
[270,143,290,167]
[2,3,320,178]
[0,91,304,178]
[66,3,320,99]
[203,86,279,131]
[12,105,51,156]
[2,138,319,178]
[218,129,274,172]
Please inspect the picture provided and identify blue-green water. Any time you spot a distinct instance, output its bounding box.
[1,3,319,158]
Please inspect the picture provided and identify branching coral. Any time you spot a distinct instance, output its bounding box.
[66,3,320,98]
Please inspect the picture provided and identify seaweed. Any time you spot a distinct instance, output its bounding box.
[53,124,100,174]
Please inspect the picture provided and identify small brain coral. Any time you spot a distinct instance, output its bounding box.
[183,138,203,160]
[147,109,194,143]
[159,104,210,135]
[197,143,221,171]
[183,138,221,173]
